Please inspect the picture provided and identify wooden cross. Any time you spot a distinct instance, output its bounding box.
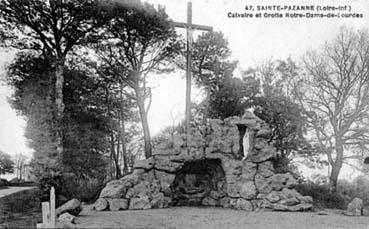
[172,2,213,140]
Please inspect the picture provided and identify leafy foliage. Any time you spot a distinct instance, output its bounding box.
[253,95,310,172]
[90,2,180,158]
[7,53,109,180]
[206,75,260,119]
[0,151,14,176]
[0,0,128,181]
[190,31,238,87]
[295,181,348,209]
[0,0,115,56]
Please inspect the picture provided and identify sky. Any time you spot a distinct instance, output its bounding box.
[0,0,369,179]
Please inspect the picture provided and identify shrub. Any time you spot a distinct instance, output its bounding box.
[38,174,64,203]
[61,174,105,203]
[338,176,369,207]
[295,182,348,209]
[38,173,105,205]
[0,178,10,187]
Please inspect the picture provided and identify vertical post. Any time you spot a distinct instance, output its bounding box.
[185,1,193,142]
[41,202,50,225]
[37,187,56,228]
[50,187,56,228]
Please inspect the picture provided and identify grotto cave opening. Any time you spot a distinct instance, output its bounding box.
[170,159,227,206]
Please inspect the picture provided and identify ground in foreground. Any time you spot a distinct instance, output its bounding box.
[75,206,369,229]
[0,187,41,229]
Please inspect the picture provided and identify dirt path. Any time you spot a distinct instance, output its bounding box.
[0,186,36,198]
[75,206,369,229]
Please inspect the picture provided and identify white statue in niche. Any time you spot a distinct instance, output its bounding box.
[243,128,252,159]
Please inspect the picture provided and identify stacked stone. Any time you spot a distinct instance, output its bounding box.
[94,112,313,212]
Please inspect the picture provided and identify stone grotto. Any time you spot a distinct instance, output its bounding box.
[94,111,313,212]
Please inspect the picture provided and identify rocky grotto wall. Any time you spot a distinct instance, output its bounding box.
[94,111,313,212]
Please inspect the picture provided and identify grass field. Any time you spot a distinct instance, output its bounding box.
[0,188,41,229]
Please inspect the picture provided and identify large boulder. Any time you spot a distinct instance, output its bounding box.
[241,162,257,181]
[133,158,154,170]
[279,197,299,206]
[107,198,129,211]
[227,183,241,197]
[154,170,176,191]
[223,160,242,183]
[257,161,275,178]
[235,198,253,211]
[346,198,363,216]
[58,213,75,224]
[129,196,151,210]
[253,138,268,151]
[286,203,313,211]
[94,198,108,211]
[255,126,272,138]
[151,192,165,208]
[256,173,298,194]
[248,145,277,163]
[266,191,280,203]
[153,156,184,172]
[255,174,272,194]
[99,180,127,198]
[125,181,152,198]
[219,197,231,208]
[202,197,218,206]
[240,181,257,200]
[271,203,312,211]
[56,199,82,216]
[362,206,369,216]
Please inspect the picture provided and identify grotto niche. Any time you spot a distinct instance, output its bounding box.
[95,112,313,212]
[170,159,227,206]
[237,124,254,160]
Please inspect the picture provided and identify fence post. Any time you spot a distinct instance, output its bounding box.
[50,187,56,227]
[36,187,56,228]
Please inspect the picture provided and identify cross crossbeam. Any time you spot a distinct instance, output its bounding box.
[171,22,213,31]
[171,2,213,142]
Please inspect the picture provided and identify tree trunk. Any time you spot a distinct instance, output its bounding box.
[116,129,122,179]
[110,133,121,179]
[119,89,129,174]
[109,147,114,179]
[55,57,65,162]
[329,138,344,192]
[19,163,22,181]
[135,87,152,158]
[202,86,211,123]
[329,162,341,192]
[121,120,129,175]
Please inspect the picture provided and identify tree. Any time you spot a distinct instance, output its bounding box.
[299,28,369,191]
[206,75,260,120]
[14,154,27,180]
[0,151,14,177]
[190,32,238,87]
[0,0,116,165]
[175,32,239,119]
[253,95,309,172]
[91,2,180,158]
[202,57,310,172]
[7,52,111,180]
[246,59,310,172]
[8,53,59,176]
